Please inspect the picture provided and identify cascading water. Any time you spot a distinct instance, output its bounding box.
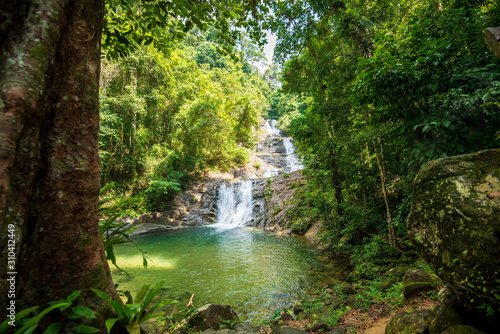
[283,137,303,173]
[266,119,282,136]
[212,180,254,229]
[263,169,280,177]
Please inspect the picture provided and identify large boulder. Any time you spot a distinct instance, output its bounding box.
[428,293,466,334]
[385,308,435,334]
[189,304,239,331]
[440,325,486,334]
[407,149,500,310]
[403,268,435,298]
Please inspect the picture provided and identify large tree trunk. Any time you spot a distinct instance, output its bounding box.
[0,0,117,329]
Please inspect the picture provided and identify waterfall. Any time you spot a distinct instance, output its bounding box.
[263,169,280,177]
[283,137,303,173]
[266,120,282,136]
[212,180,254,229]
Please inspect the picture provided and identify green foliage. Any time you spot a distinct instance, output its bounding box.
[0,291,98,334]
[268,0,500,276]
[218,317,242,329]
[99,215,149,274]
[99,184,149,274]
[102,0,266,60]
[93,280,177,334]
[145,179,181,211]
[100,29,270,217]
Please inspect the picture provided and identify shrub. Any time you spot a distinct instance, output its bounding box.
[145,179,181,211]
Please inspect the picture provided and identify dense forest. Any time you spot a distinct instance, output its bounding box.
[100,0,500,274]
[1,0,499,333]
[99,29,270,214]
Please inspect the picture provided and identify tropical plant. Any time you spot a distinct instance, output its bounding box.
[93,280,177,334]
[0,291,98,334]
[99,184,149,273]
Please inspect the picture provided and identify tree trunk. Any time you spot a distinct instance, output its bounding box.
[330,149,344,218]
[372,138,397,248]
[0,0,117,329]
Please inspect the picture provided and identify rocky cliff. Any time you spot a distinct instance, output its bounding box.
[251,171,305,233]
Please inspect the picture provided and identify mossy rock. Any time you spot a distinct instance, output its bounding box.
[380,278,397,291]
[403,268,436,298]
[407,149,500,310]
[189,304,239,331]
[386,308,435,334]
[429,293,465,334]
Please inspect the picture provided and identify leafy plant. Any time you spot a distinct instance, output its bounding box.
[0,291,98,334]
[218,317,241,329]
[144,179,182,211]
[93,280,177,334]
[99,215,149,274]
[99,184,149,274]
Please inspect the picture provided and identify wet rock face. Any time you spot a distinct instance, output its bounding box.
[407,149,500,310]
[251,171,306,234]
[129,180,221,235]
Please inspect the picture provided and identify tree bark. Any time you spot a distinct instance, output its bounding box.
[0,0,117,329]
[372,138,397,248]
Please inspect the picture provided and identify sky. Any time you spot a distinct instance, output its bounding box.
[264,30,277,65]
[258,30,277,73]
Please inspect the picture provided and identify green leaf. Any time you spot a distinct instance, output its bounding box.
[23,325,38,334]
[71,306,96,319]
[16,303,70,333]
[105,318,121,334]
[0,306,38,332]
[137,280,165,321]
[43,322,62,334]
[134,284,151,304]
[67,290,81,302]
[139,311,165,323]
[73,325,100,333]
[442,121,451,128]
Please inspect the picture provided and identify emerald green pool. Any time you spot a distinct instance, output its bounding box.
[110,226,331,322]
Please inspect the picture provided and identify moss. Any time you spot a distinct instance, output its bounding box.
[28,45,48,64]
[54,160,67,171]
[408,149,500,312]
[89,262,109,288]
[79,233,93,248]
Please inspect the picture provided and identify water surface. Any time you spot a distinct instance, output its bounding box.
[111,226,326,321]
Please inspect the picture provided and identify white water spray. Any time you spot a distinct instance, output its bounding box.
[212,180,254,229]
[283,137,303,173]
[265,120,282,136]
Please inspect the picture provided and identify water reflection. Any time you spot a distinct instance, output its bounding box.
[111,227,326,321]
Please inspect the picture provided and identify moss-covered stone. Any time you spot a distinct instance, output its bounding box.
[403,268,436,298]
[429,293,465,334]
[189,304,239,331]
[386,308,435,334]
[407,149,500,311]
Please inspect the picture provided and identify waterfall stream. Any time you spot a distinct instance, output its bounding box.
[212,120,303,228]
[212,180,254,229]
[283,138,303,173]
[265,119,282,136]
